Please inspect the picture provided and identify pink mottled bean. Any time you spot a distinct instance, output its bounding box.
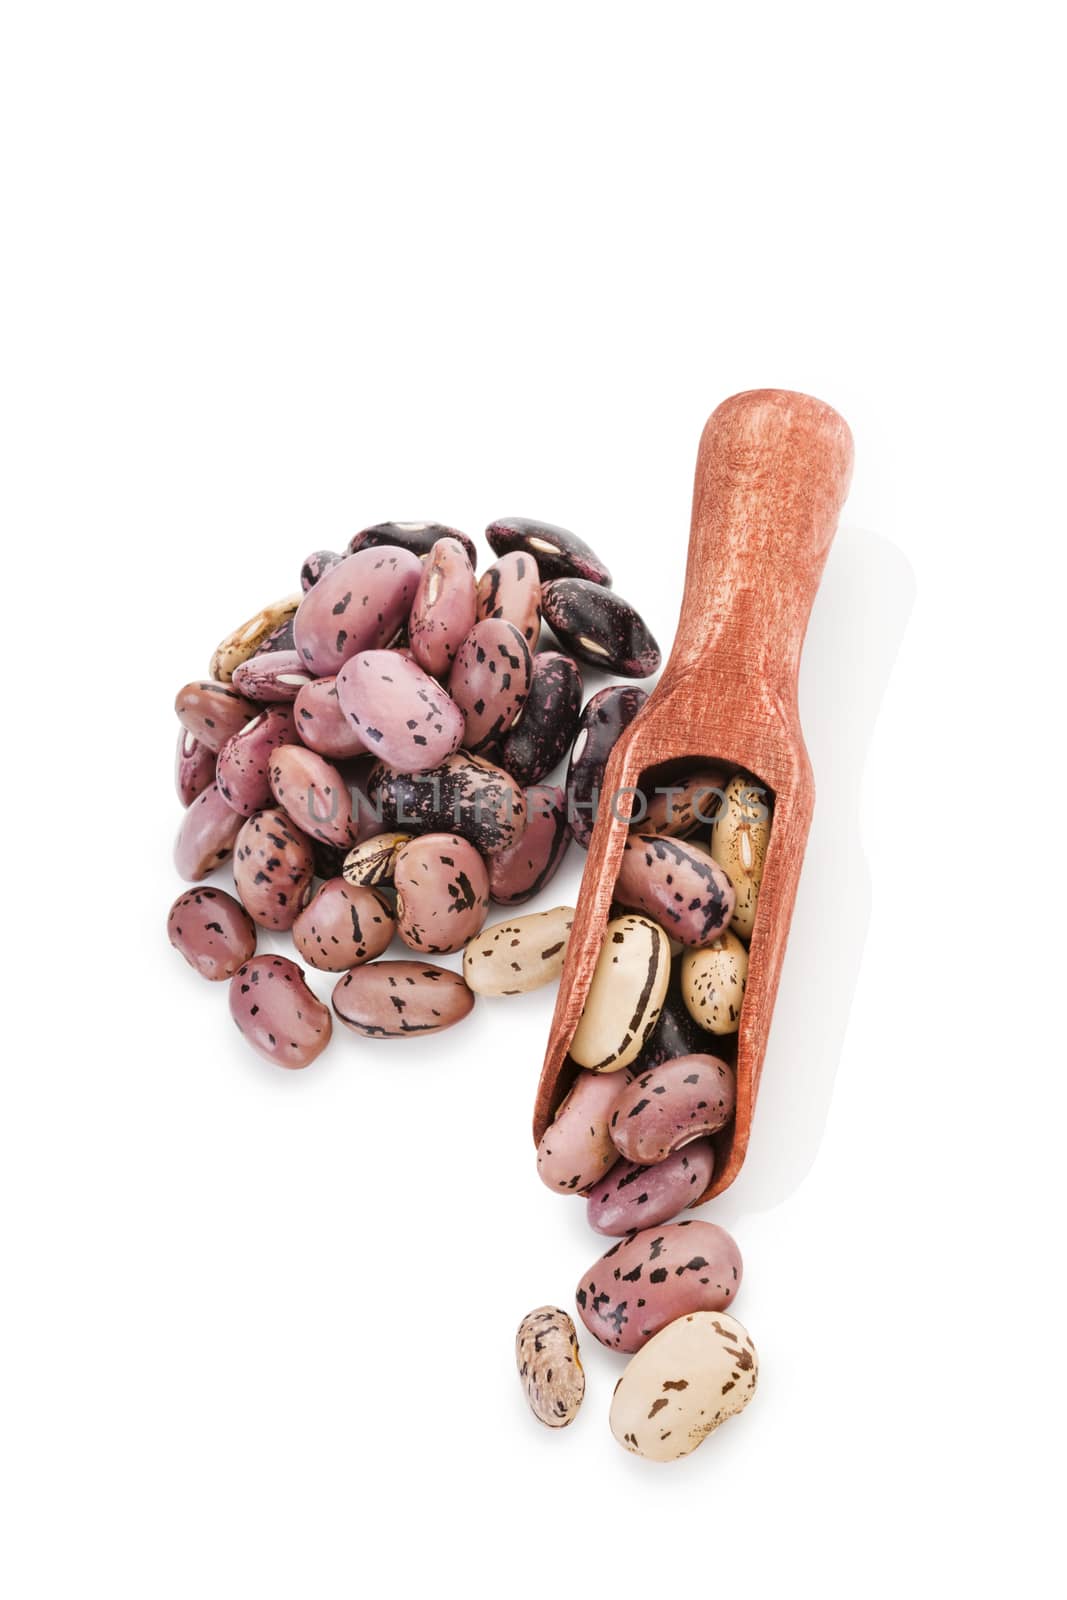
[408,536,478,677]
[615,833,735,947]
[232,806,315,930]
[293,676,366,759]
[487,784,570,904]
[575,1220,743,1352]
[268,744,356,847]
[536,1068,632,1194]
[292,878,395,972]
[174,781,244,881]
[168,887,256,980]
[175,680,255,754]
[332,960,474,1038]
[609,1054,737,1165]
[336,650,464,772]
[476,550,542,645]
[585,1139,716,1236]
[448,618,532,753]
[175,729,216,807]
[293,546,422,676]
[216,705,297,817]
[229,954,332,1068]
[394,833,490,954]
[231,649,314,703]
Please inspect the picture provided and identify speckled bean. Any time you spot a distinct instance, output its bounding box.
[486,517,611,586]
[368,752,527,856]
[347,520,478,569]
[292,675,366,759]
[499,652,583,786]
[566,686,648,847]
[448,619,532,754]
[216,705,297,817]
[229,954,332,1068]
[711,774,771,939]
[332,960,474,1038]
[257,616,296,654]
[292,878,395,971]
[231,649,315,703]
[293,545,422,676]
[175,729,216,807]
[486,784,571,904]
[542,579,660,677]
[569,914,671,1074]
[610,1310,758,1461]
[232,806,315,929]
[463,905,574,995]
[393,833,490,953]
[267,744,356,847]
[575,1219,743,1353]
[175,680,255,754]
[630,974,710,1072]
[408,536,478,676]
[342,831,412,887]
[300,549,343,591]
[536,1068,632,1193]
[476,551,542,646]
[210,595,301,682]
[167,886,257,980]
[609,1054,737,1164]
[636,766,730,837]
[174,781,244,880]
[615,834,736,947]
[516,1307,585,1428]
[680,931,749,1035]
[585,1140,716,1236]
[336,650,465,772]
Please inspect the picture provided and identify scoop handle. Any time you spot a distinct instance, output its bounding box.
[660,389,854,708]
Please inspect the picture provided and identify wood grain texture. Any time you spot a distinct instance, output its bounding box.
[533,389,854,1200]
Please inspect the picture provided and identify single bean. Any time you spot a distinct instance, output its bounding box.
[292,675,366,759]
[267,744,356,847]
[463,905,574,995]
[368,752,527,856]
[515,1307,585,1428]
[610,1311,758,1461]
[229,954,332,1068]
[711,773,771,939]
[216,705,297,817]
[448,619,532,753]
[210,595,301,682]
[408,536,478,677]
[609,1054,737,1164]
[293,545,422,676]
[347,520,478,569]
[232,806,315,930]
[575,1219,743,1353]
[615,833,735,947]
[175,680,255,754]
[585,1140,716,1236]
[486,783,571,904]
[499,652,583,786]
[231,649,314,703]
[175,729,216,807]
[167,886,256,980]
[485,517,611,586]
[635,765,730,837]
[292,878,395,971]
[174,781,244,881]
[536,1068,632,1193]
[394,833,490,954]
[629,973,709,1072]
[680,931,748,1035]
[569,914,671,1074]
[300,549,343,591]
[342,831,412,887]
[336,649,465,772]
[542,578,660,677]
[476,551,542,645]
[332,960,474,1038]
[566,686,648,847]
[257,616,295,654]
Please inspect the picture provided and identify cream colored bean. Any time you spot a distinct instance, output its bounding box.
[210,595,301,682]
[570,914,670,1073]
[515,1307,585,1429]
[609,1311,759,1462]
[463,906,574,996]
[710,774,771,939]
[680,930,748,1035]
[342,832,412,887]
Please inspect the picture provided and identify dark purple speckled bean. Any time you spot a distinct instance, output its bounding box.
[476,551,542,646]
[487,784,570,904]
[566,686,648,847]
[368,752,527,856]
[216,705,297,817]
[173,781,244,881]
[485,517,612,586]
[499,651,583,786]
[175,729,216,807]
[229,954,332,1068]
[336,650,465,772]
[167,886,256,980]
[585,1140,716,1236]
[175,680,255,754]
[575,1220,743,1352]
[268,743,356,847]
[293,546,422,676]
[408,536,478,677]
[448,619,532,754]
[393,832,490,953]
[300,549,343,592]
[232,806,315,930]
[256,615,296,655]
[292,878,395,971]
[615,833,735,947]
[609,1053,738,1165]
[332,960,475,1039]
[231,649,314,703]
[347,520,478,569]
[628,972,709,1073]
[542,578,660,677]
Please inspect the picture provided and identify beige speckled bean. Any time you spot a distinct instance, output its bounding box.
[680,930,748,1035]
[463,905,574,995]
[210,595,301,682]
[710,774,771,939]
[569,914,671,1073]
[342,831,413,887]
[515,1307,585,1428]
[609,1310,759,1462]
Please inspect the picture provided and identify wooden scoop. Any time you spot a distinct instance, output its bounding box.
[533,389,854,1200]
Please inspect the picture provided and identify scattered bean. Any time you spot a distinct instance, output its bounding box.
[342,831,412,887]
[536,1068,631,1193]
[293,545,422,676]
[609,1054,737,1164]
[210,595,301,682]
[609,1310,758,1461]
[515,1307,585,1428]
[268,743,356,846]
[332,960,474,1038]
[216,705,297,817]
[292,878,395,971]
[167,887,257,980]
[486,784,571,904]
[231,649,315,703]
[336,649,465,771]
[174,781,244,881]
[569,914,671,1073]
[542,578,660,677]
[615,834,735,947]
[448,619,532,753]
[292,675,366,759]
[300,549,343,591]
[476,551,542,645]
[499,652,583,786]
[486,517,612,586]
[175,729,216,807]
[575,1219,743,1352]
[711,773,771,939]
[394,833,490,954]
[408,536,478,677]
[566,686,648,847]
[463,905,574,995]
[680,931,749,1035]
[369,751,527,856]
[348,520,478,569]
[175,680,255,754]
[233,806,315,929]
[585,1140,716,1236]
[229,954,332,1068]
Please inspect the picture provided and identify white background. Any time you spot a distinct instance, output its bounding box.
[2,4,1064,1596]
